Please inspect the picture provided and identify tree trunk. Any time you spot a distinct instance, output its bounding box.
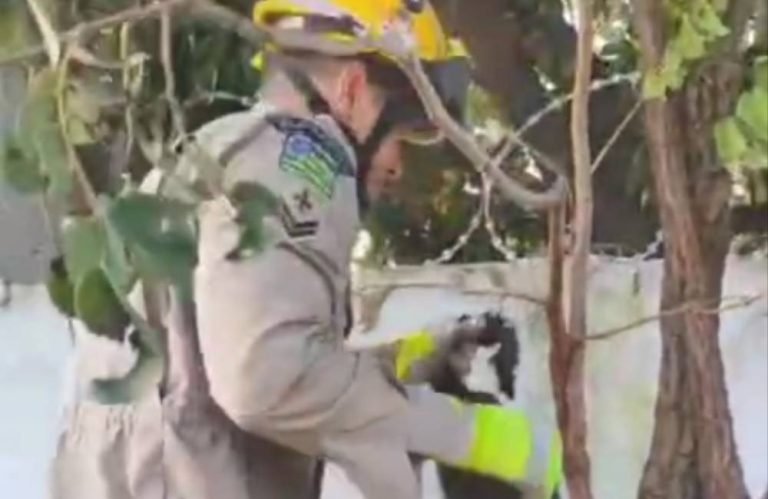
[632,0,751,497]
[547,207,594,499]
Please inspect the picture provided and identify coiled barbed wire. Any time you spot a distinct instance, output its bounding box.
[426,72,641,265]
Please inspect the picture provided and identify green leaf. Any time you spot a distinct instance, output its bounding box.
[661,48,686,90]
[102,222,136,294]
[675,16,706,60]
[63,85,101,146]
[67,86,101,124]
[227,182,279,259]
[695,1,730,39]
[74,267,131,341]
[643,70,668,99]
[715,117,749,165]
[21,70,72,199]
[0,3,33,56]
[61,216,106,283]
[46,258,75,318]
[736,87,768,144]
[66,116,94,145]
[0,138,46,193]
[644,47,687,99]
[743,146,768,169]
[710,0,728,13]
[107,193,197,292]
[36,122,71,198]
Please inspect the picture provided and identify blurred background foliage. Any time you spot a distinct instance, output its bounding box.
[1,0,766,336]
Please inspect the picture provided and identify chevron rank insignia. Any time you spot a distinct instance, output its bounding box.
[277,188,319,238]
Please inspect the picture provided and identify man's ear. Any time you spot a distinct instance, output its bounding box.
[336,61,368,118]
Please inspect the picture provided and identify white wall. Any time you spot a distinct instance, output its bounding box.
[1,257,766,498]
[348,256,768,498]
[0,285,71,499]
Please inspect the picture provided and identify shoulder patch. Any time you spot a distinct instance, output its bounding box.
[269,116,354,200]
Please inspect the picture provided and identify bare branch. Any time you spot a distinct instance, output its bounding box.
[25,0,61,66]
[516,73,639,141]
[558,0,597,496]
[1,0,190,66]
[591,99,642,174]
[567,0,595,339]
[160,6,187,137]
[2,0,565,210]
[0,0,265,67]
[585,293,766,342]
[69,45,125,70]
[357,281,547,307]
[183,90,256,108]
[401,51,568,210]
[189,0,265,46]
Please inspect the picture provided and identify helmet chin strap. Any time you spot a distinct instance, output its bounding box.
[282,67,394,214]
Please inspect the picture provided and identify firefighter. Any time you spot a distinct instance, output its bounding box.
[190,1,563,498]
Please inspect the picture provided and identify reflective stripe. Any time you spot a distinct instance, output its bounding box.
[394,330,436,380]
[460,405,532,483]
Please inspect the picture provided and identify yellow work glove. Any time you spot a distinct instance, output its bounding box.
[393,314,491,384]
[455,403,563,498]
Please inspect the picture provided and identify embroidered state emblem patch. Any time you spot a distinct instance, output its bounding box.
[279,131,342,200]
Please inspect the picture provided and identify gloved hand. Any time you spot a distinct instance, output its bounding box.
[392,312,511,384]
[455,403,563,499]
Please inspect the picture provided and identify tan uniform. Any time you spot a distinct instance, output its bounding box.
[192,102,480,499]
[47,103,471,499]
[50,102,559,499]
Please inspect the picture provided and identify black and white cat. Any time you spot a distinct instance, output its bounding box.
[427,312,560,499]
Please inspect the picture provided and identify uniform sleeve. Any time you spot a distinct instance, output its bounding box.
[192,115,356,422]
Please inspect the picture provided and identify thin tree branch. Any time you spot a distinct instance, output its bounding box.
[0,0,190,66]
[591,99,642,174]
[2,0,566,210]
[183,90,256,108]
[25,0,61,66]
[160,6,187,137]
[0,0,266,67]
[585,293,766,342]
[515,72,639,141]
[190,0,265,46]
[560,0,596,496]
[357,281,547,307]
[567,0,595,339]
[402,50,569,209]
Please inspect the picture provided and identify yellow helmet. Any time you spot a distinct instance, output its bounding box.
[253,0,453,62]
[251,0,470,129]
